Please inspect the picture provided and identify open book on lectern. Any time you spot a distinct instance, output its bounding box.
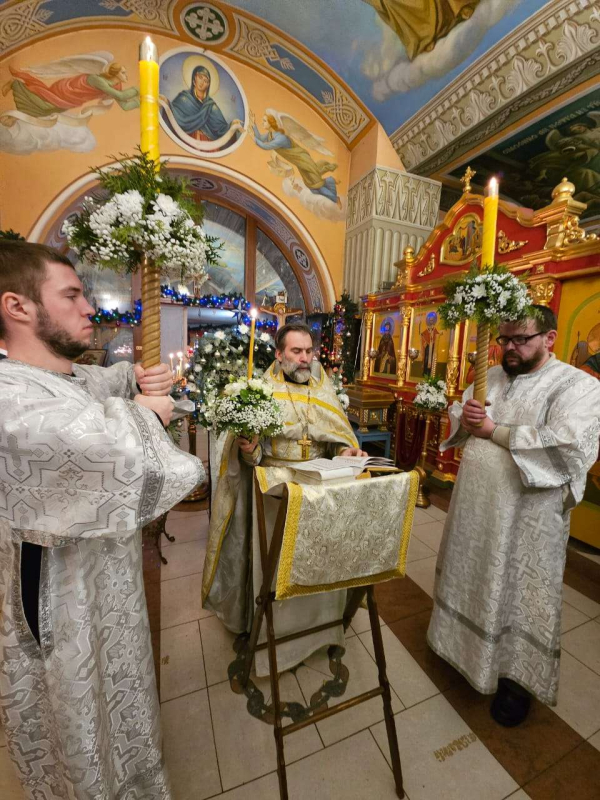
[291,455,397,483]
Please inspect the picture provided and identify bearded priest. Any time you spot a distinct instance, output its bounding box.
[202,323,366,676]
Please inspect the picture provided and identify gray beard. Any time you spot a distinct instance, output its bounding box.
[280,356,311,383]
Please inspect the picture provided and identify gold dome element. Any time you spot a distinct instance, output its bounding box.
[552,177,576,201]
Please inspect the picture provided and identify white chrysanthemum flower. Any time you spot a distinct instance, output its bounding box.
[238,324,249,335]
[153,193,180,218]
[214,330,226,340]
[259,333,271,342]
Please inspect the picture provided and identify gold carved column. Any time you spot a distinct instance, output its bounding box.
[396,305,412,387]
[361,309,374,381]
[445,322,462,396]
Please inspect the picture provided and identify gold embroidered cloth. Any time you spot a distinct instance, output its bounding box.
[255,467,419,600]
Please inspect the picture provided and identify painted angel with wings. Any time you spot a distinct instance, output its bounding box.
[2,51,139,122]
[250,108,341,209]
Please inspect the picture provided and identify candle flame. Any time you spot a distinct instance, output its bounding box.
[488,177,499,196]
[250,308,258,319]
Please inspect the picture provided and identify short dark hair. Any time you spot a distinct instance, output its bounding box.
[0,241,74,338]
[529,304,557,333]
[275,322,314,351]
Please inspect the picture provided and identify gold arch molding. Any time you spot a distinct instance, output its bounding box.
[28,155,336,312]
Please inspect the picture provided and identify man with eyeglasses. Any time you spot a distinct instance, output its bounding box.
[427,304,600,727]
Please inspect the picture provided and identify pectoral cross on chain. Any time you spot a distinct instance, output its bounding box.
[297,432,312,460]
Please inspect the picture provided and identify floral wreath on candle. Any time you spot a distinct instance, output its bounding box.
[64,149,222,283]
[438,264,535,328]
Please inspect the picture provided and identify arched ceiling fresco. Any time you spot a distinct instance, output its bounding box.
[1,0,599,218]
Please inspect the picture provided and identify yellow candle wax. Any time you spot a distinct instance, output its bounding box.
[247,309,257,379]
[139,37,159,166]
[480,177,499,269]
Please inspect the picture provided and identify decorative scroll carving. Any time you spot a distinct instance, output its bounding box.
[563,215,598,244]
[417,253,436,277]
[228,16,369,144]
[391,1,600,171]
[497,230,528,254]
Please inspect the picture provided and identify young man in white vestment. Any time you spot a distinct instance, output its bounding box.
[202,323,367,676]
[428,305,600,726]
[0,242,205,799]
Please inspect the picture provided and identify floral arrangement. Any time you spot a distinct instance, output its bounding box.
[330,368,350,411]
[203,377,284,439]
[186,323,276,428]
[414,376,447,412]
[64,149,221,282]
[438,264,533,328]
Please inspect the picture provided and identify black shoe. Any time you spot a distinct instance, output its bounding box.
[490,679,531,727]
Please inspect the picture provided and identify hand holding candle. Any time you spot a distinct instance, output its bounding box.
[247,308,257,379]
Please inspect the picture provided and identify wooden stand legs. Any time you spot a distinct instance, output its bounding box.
[240,475,405,799]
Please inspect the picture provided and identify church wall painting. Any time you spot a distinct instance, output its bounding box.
[371,311,401,378]
[447,89,600,221]
[0,50,139,154]
[556,275,600,548]
[408,306,450,381]
[159,47,247,157]
[0,28,351,303]
[249,108,346,222]
[555,276,600,379]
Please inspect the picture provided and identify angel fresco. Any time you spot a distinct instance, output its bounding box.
[0,51,139,154]
[250,109,345,222]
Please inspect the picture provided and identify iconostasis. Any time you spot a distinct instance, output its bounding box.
[358,174,600,545]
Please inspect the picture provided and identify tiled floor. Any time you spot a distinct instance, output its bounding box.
[1,502,600,799]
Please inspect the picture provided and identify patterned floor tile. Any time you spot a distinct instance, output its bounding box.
[160,621,206,702]
[161,572,213,629]
[405,555,437,598]
[359,626,439,709]
[523,741,600,800]
[162,689,221,800]
[561,601,590,634]
[295,636,403,746]
[411,520,445,554]
[209,674,322,791]
[561,619,600,675]
[442,678,582,787]
[375,576,433,625]
[200,615,237,686]
[371,694,518,800]
[553,651,600,738]
[562,584,600,619]
[406,534,437,563]
[161,540,206,582]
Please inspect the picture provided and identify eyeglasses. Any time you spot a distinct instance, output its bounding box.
[496,332,544,347]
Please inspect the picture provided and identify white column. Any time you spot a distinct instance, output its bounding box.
[344,166,441,300]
